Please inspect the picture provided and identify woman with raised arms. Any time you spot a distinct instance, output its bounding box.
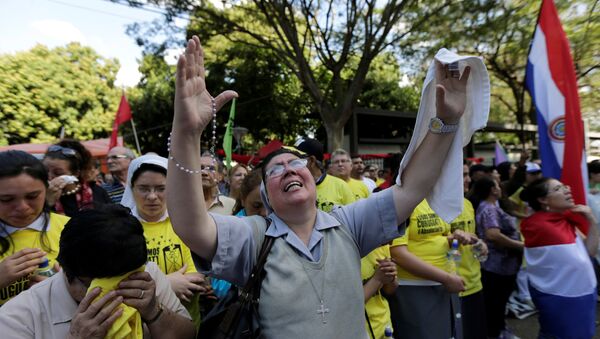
[167,35,471,338]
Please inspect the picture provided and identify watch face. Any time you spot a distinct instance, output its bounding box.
[431,118,443,131]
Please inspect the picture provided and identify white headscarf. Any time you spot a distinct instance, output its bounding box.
[120,154,169,222]
[259,180,274,215]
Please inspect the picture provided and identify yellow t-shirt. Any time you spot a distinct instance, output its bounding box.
[0,213,68,305]
[316,174,356,212]
[348,178,370,200]
[450,199,482,297]
[361,246,392,339]
[141,217,200,328]
[391,199,451,281]
[375,178,385,187]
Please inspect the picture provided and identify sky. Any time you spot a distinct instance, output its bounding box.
[0,0,187,87]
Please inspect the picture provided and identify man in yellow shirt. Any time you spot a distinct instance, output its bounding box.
[330,149,370,200]
[294,138,356,212]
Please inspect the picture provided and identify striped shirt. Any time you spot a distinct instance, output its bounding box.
[101,181,125,204]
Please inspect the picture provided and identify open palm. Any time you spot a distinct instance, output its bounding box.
[174,36,237,134]
[435,61,471,124]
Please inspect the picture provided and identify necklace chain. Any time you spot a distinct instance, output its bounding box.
[300,263,329,324]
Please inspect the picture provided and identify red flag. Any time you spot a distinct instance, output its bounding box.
[109,94,132,150]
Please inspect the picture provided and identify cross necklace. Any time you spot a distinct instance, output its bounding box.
[300,263,329,324]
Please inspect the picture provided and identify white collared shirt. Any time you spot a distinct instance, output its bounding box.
[1,214,47,236]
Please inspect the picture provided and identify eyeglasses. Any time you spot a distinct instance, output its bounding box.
[47,145,79,158]
[201,165,216,172]
[265,158,308,179]
[332,159,351,165]
[107,154,129,160]
[134,185,166,195]
[550,184,569,193]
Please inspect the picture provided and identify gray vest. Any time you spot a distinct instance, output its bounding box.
[250,218,368,339]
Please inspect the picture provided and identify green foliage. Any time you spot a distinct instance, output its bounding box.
[416,0,599,138]
[0,43,121,145]
[200,34,319,153]
[131,0,463,150]
[357,53,420,112]
[122,53,175,155]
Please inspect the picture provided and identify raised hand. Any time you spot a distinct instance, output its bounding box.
[0,248,46,289]
[174,35,237,135]
[435,61,471,124]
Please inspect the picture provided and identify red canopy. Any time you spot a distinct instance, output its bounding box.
[0,137,123,157]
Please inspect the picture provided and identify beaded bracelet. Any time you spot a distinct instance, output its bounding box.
[167,97,217,175]
[167,134,202,174]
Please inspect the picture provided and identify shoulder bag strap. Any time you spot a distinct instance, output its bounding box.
[240,218,274,304]
[217,219,274,338]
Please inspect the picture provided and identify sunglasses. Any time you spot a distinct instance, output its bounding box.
[47,145,79,158]
[107,154,129,160]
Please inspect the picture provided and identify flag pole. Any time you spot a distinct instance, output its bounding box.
[130,118,141,154]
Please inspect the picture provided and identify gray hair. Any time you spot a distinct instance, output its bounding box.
[330,148,349,160]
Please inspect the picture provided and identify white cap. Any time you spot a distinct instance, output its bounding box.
[525,162,542,173]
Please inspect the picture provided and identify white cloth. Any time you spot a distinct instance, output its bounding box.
[120,154,169,222]
[362,177,377,192]
[396,48,490,222]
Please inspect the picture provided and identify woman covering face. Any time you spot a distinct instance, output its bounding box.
[0,150,69,305]
[43,139,111,216]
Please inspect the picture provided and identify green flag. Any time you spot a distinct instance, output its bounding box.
[223,98,236,170]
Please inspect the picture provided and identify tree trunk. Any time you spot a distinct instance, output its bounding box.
[324,122,344,152]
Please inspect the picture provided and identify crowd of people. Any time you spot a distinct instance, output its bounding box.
[0,35,599,339]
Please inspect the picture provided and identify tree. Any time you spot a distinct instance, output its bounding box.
[130,0,459,151]
[124,37,320,156]
[420,0,599,143]
[0,43,121,145]
[122,52,175,155]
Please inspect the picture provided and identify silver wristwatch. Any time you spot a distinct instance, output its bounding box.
[429,117,459,134]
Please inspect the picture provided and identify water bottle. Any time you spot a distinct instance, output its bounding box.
[36,258,57,278]
[472,239,488,262]
[384,325,394,338]
[447,239,461,273]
